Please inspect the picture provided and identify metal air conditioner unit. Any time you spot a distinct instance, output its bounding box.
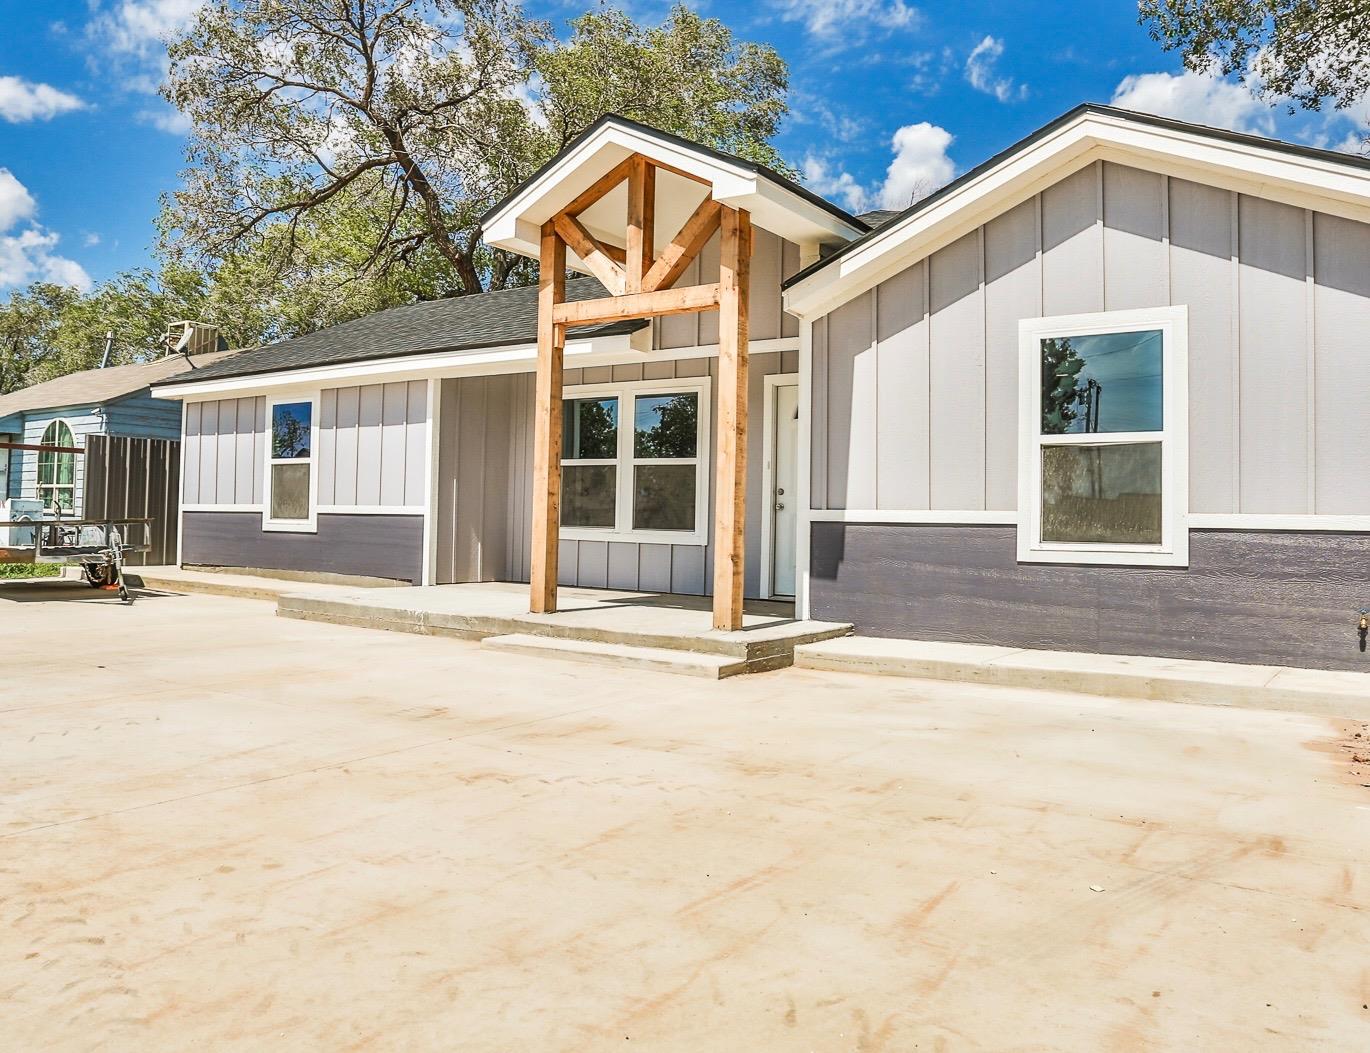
[0,497,44,548]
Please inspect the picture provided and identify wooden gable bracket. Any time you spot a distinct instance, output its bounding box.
[531,150,753,631]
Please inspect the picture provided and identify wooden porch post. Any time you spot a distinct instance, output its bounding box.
[712,207,751,631]
[530,221,566,613]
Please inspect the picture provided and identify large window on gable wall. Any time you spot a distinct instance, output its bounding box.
[560,377,710,545]
[1017,306,1188,567]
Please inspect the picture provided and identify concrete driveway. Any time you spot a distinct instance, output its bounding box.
[3,584,1368,1051]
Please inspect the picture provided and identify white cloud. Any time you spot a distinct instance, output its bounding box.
[774,0,919,42]
[803,121,956,214]
[964,36,1025,103]
[879,122,955,208]
[0,169,37,229]
[137,105,192,134]
[1110,70,1275,135]
[802,155,869,213]
[91,0,203,57]
[0,169,91,292]
[0,76,87,123]
[0,229,92,291]
[84,232,102,247]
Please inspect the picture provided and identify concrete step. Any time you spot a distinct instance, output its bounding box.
[794,636,1370,719]
[482,633,750,679]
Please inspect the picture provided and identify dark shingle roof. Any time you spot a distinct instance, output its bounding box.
[854,209,903,230]
[0,350,237,419]
[164,277,646,387]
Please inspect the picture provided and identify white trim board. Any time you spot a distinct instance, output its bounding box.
[806,511,1370,533]
[153,337,797,402]
[759,374,799,600]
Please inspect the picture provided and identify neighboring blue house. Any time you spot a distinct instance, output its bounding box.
[0,342,233,517]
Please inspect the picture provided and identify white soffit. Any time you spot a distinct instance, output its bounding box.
[484,120,863,259]
[784,108,1370,319]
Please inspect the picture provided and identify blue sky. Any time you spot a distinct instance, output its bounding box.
[1,0,1366,295]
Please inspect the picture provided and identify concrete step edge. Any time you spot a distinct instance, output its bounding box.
[793,637,1370,718]
[482,633,750,679]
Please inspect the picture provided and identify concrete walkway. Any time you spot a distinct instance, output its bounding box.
[797,636,1370,720]
[3,587,1369,1049]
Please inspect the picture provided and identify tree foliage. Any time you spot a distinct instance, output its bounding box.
[160,0,790,296]
[2,2,793,395]
[1140,0,1370,115]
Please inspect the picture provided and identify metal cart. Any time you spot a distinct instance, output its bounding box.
[1,517,151,603]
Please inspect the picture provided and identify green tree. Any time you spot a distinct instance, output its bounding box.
[1040,338,1086,435]
[160,0,791,297]
[1140,0,1370,119]
[0,284,82,394]
[532,5,791,172]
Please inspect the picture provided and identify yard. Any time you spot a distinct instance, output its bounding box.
[3,585,1368,1050]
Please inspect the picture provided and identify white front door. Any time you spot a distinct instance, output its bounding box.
[770,382,799,598]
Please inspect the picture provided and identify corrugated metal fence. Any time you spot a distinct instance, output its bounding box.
[82,434,180,566]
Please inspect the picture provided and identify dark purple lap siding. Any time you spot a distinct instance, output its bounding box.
[810,523,1370,672]
[182,511,423,584]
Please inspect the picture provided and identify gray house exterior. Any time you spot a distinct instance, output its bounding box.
[155,105,1370,672]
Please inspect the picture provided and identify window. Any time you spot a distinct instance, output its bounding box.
[37,420,76,513]
[560,378,709,544]
[1017,307,1187,566]
[264,397,317,531]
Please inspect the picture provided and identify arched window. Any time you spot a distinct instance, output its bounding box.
[37,420,76,513]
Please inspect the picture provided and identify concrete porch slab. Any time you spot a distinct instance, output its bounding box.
[794,635,1370,718]
[276,580,852,668]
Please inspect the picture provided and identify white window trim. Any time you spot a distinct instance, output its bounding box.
[561,375,712,547]
[36,418,77,514]
[262,392,320,533]
[1017,306,1189,567]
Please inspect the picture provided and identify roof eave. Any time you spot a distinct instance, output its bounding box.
[483,116,865,260]
[784,103,1370,320]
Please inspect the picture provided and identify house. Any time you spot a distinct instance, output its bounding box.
[153,105,1370,672]
[1,331,232,519]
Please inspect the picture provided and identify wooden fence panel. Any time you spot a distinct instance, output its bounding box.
[83,434,181,566]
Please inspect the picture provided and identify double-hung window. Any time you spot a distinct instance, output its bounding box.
[264,396,318,531]
[1017,306,1188,566]
[560,377,710,545]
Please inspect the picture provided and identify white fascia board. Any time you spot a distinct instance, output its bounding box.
[151,333,640,400]
[784,110,1370,320]
[485,121,862,259]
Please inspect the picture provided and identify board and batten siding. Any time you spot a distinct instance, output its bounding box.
[435,352,797,596]
[183,380,428,510]
[655,227,801,350]
[810,159,1370,517]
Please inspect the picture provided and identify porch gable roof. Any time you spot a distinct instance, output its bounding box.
[481,113,868,263]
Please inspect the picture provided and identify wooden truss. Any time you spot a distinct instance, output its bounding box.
[531,152,753,631]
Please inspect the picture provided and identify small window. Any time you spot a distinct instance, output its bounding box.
[1018,307,1187,566]
[559,380,709,544]
[37,420,76,513]
[265,398,316,530]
